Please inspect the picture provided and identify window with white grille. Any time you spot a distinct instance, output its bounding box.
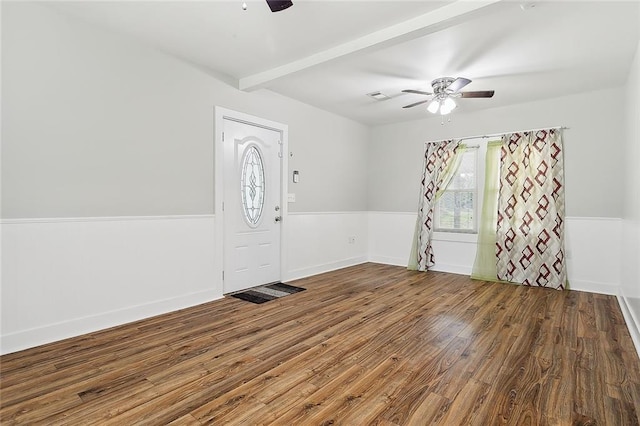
[434,148,478,233]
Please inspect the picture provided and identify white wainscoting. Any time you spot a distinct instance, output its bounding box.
[620,217,640,358]
[618,295,640,359]
[1,215,220,355]
[367,212,622,294]
[1,211,369,354]
[285,212,369,281]
[564,217,621,295]
[1,212,625,355]
[367,212,416,267]
[367,212,476,275]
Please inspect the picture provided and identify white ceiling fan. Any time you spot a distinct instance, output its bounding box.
[402,77,495,115]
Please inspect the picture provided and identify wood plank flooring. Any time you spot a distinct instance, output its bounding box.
[1,263,639,425]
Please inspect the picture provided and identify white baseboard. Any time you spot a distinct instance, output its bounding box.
[285,212,369,282]
[286,256,368,282]
[617,295,640,359]
[1,215,219,355]
[569,279,619,295]
[3,212,371,354]
[430,263,473,276]
[2,211,630,355]
[368,212,623,290]
[1,290,222,355]
[368,255,407,267]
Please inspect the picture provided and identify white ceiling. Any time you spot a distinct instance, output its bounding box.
[49,0,640,125]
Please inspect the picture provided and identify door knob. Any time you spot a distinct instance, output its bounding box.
[275,216,282,222]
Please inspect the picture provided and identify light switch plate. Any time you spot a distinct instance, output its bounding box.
[287,193,296,202]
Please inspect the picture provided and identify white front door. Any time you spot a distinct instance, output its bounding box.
[222,117,283,293]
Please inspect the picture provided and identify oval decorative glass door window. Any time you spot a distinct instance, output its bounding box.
[240,145,265,226]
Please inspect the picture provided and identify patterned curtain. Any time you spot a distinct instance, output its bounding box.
[496,129,567,289]
[412,140,462,271]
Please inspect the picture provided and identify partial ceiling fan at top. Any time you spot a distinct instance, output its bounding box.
[266,0,293,12]
[242,1,292,13]
[402,77,494,115]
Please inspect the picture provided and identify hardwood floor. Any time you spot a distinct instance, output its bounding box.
[1,263,639,425]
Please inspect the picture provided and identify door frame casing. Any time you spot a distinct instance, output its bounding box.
[214,107,289,294]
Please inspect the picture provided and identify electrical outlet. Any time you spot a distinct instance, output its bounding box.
[348,236,356,244]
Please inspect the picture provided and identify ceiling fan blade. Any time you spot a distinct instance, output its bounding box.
[448,77,472,93]
[266,0,293,12]
[460,90,495,98]
[402,99,431,109]
[402,89,432,96]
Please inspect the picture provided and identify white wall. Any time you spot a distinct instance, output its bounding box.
[1,216,218,353]
[619,39,640,353]
[0,2,370,354]
[1,212,370,354]
[368,87,625,218]
[1,2,370,218]
[368,213,621,294]
[286,212,369,281]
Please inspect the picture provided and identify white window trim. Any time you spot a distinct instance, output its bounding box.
[432,231,478,243]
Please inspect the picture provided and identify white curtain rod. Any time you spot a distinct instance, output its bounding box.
[424,126,569,145]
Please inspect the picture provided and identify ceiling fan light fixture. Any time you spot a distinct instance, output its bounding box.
[401,76,494,112]
[427,99,440,114]
[440,97,456,115]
